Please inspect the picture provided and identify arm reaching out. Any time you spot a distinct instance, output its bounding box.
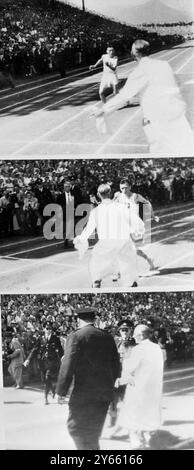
[89,57,103,70]
[102,63,148,115]
[73,208,97,258]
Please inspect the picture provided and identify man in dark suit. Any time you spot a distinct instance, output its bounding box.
[56,177,83,248]
[56,307,121,450]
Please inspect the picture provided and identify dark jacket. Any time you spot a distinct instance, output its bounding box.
[56,324,120,404]
[56,187,83,214]
[28,333,63,371]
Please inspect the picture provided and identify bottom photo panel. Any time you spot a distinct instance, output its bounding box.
[1,291,194,451]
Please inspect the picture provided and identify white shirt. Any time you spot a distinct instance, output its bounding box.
[65,192,74,204]
[102,54,118,76]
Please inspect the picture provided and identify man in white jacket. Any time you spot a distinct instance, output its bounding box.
[96,39,194,155]
[112,324,164,448]
[74,183,144,288]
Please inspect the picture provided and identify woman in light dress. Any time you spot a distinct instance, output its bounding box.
[8,338,25,389]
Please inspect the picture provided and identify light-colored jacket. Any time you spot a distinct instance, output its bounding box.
[119,339,164,431]
[8,340,24,369]
[104,57,185,123]
[79,200,145,242]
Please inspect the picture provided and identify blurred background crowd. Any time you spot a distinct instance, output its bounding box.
[2,292,194,385]
[0,0,192,81]
[0,158,194,238]
[139,22,194,41]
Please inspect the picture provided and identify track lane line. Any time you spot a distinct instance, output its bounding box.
[1,203,193,250]
[176,52,194,74]
[0,48,174,102]
[2,48,189,156]
[1,209,193,258]
[95,49,193,154]
[0,49,178,117]
[165,386,194,396]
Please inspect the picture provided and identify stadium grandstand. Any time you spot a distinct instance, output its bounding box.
[0,0,191,80]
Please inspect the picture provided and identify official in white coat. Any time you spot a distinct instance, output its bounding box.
[96,39,194,155]
[74,184,144,288]
[112,324,164,448]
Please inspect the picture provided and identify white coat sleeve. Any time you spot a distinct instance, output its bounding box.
[120,347,142,384]
[103,64,148,115]
[79,208,97,240]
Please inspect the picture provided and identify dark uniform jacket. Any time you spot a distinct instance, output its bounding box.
[56,324,121,405]
[28,333,63,374]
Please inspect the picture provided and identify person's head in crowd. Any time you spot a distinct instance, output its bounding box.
[152,327,158,335]
[10,337,22,351]
[107,46,116,58]
[97,183,111,201]
[63,179,72,193]
[117,319,134,341]
[119,178,132,196]
[133,324,151,344]
[76,307,98,326]
[44,322,53,339]
[131,40,150,61]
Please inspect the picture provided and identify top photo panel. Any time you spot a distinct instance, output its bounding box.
[0,0,194,158]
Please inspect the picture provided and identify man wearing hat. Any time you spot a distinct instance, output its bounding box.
[116,319,135,362]
[25,321,64,404]
[56,307,120,450]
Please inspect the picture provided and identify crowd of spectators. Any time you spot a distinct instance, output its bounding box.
[0,158,194,238]
[2,291,194,383]
[139,22,194,41]
[0,0,188,81]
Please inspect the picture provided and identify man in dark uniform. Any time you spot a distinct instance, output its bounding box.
[109,319,135,426]
[25,322,63,404]
[56,307,120,450]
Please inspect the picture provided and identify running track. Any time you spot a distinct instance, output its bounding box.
[0,201,194,292]
[0,41,194,156]
[3,363,194,449]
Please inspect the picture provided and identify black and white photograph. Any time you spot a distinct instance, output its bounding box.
[1,291,194,450]
[0,158,194,291]
[0,0,194,460]
[0,0,194,156]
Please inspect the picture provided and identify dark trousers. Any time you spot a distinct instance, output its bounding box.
[67,401,110,450]
[44,369,55,398]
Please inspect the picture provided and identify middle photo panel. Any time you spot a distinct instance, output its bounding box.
[0,157,194,293]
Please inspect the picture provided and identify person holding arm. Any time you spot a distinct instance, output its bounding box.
[94,39,194,154]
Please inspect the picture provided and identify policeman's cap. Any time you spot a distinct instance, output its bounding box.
[118,319,133,330]
[76,307,98,319]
